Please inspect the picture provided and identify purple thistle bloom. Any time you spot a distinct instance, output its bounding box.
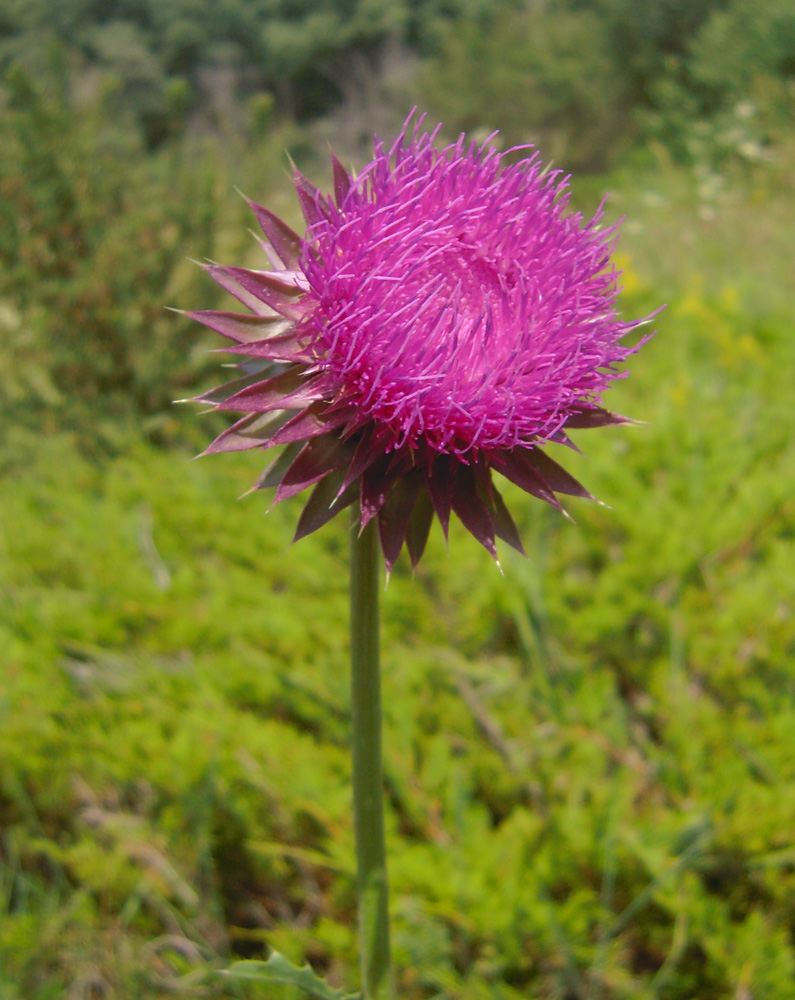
[188,117,654,571]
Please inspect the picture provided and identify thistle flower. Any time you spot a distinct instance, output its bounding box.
[188,118,653,571]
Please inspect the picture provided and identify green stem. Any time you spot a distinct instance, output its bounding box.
[350,516,391,1000]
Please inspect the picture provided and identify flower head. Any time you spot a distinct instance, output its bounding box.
[189,117,654,570]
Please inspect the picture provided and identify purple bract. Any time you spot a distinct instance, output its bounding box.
[188,117,654,570]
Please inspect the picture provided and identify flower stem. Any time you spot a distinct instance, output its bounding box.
[350,516,391,1000]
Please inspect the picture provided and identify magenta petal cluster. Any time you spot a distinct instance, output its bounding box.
[189,118,653,570]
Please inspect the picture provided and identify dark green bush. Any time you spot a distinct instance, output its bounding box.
[421,2,632,171]
[0,60,221,443]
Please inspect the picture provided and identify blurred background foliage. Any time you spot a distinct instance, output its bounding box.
[1,1,795,998]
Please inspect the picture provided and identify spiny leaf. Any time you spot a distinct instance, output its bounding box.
[217,369,325,414]
[451,462,497,559]
[331,153,352,208]
[425,455,455,539]
[492,450,562,509]
[564,406,633,429]
[223,950,360,999]
[201,410,291,454]
[524,447,595,499]
[184,309,292,344]
[377,471,421,574]
[276,435,351,503]
[248,201,302,269]
[487,478,525,554]
[207,265,307,321]
[405,488,434,567]
[293,469,358,540]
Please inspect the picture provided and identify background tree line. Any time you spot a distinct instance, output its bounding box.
[2,0,794,156]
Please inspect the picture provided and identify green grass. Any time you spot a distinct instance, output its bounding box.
[1,154,794,999]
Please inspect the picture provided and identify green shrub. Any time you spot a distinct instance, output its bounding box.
[0,60,223,443]
[421,2,630,170]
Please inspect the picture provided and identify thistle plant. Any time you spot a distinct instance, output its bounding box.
[188,115,654,999]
